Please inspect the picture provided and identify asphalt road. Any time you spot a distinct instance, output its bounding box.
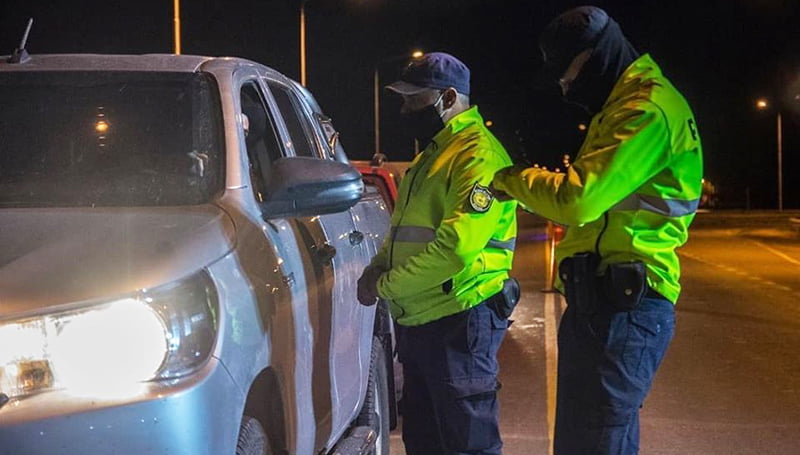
[644,225,800,454]
[390,213,800,454]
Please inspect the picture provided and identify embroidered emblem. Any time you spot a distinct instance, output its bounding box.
[469,183,494,213]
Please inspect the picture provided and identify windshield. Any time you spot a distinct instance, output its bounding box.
[0,71,224,207]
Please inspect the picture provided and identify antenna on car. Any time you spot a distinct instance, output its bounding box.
[8,18,34,64]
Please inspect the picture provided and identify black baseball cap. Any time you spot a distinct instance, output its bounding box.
[537,6,610,85]
[386,52,471,96]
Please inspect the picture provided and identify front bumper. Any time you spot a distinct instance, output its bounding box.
[0,358,242,455]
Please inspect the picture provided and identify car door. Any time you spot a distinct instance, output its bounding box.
[231,72,322,455]
[263,76,371,449]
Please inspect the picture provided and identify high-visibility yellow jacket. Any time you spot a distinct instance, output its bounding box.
[494,54,703,303]
[371,106,518,326]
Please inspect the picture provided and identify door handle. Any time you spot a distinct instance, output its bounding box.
[314,243,337,265]
[349,230,365,246]
[281,272,296,288]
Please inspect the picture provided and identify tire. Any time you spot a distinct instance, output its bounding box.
[357,336,391,455]
[236,415,272,455]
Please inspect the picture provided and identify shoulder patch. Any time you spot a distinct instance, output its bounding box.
[469,183,494,213]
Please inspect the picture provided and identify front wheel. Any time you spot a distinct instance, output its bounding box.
[236,415,273,455]
[357,336,391,455]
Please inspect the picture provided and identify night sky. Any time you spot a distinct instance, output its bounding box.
[1,0,798,209]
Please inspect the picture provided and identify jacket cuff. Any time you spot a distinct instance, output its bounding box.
[376,272,393,300]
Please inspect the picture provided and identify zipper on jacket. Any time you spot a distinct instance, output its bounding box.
[595,211,609,257]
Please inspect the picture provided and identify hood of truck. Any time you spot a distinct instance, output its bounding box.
[0,205,235,318]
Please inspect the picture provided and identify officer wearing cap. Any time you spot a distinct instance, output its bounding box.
[357,52,518,455]
[491,6,703,454]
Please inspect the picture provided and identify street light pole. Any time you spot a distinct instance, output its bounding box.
[173,0,181,55]
[777,111,783,211]
[300,1,307,86]
[756,98,784,211]
[374,68,380,156]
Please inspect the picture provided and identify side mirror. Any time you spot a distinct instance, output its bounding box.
[261,157,364,219]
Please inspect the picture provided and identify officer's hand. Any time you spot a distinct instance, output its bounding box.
[489,183,513,202]
[357,265,385,306]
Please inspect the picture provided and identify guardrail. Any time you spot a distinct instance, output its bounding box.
[790,217,800,235]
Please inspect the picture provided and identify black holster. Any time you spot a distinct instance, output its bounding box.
[559,253,647,314]
[559,252,601,315]
[487,277,521,320]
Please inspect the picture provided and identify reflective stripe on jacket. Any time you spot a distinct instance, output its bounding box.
[493,54,703,303]
[371,106,518,326]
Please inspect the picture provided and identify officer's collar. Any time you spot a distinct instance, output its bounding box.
[602,53,661,108]
[428,105,483,151]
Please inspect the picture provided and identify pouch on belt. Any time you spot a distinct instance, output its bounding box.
[602,261,647,311]
[488,277,520,320]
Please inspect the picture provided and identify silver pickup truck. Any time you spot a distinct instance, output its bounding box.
[0,53,393,455]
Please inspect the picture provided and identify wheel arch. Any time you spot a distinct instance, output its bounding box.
[242,367,288,455]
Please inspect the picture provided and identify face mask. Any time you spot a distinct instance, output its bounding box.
[403,93,444,147]
[562,75,595,114]
[557,49,601,114]
[559,57,608,115]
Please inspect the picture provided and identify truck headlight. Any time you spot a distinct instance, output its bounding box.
[0,271,217,400]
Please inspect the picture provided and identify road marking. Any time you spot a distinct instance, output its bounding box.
[644,416,800,429]
[543,292,562,455]
[680,251,711,265]
[747,239,800,268]
[683,250,797,294]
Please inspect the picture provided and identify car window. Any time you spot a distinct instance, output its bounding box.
[266,81,320,158]
[293,83,348,163]
[240,82,283,202]
[0,71,224,207]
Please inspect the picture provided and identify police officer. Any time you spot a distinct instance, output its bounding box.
[357,52,518,455]
[491,7,703,455]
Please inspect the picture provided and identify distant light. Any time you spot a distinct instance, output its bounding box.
[95,120,110,133]
[577,123,587,131]
[756,98,769,110]
[411,50,424,59]
[485,120,494,127]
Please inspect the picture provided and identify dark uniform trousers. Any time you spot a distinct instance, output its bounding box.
[554,294,675,455]
[398,301,508,455]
